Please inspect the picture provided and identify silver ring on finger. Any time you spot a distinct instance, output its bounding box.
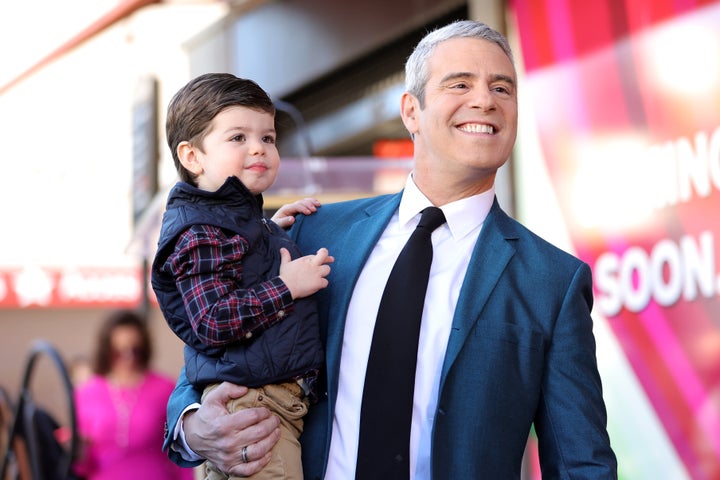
[241,445,249,464]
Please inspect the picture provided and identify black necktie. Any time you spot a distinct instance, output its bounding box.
[356,206,447,480]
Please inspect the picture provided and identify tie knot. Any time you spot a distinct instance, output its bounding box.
[417,207,446,232]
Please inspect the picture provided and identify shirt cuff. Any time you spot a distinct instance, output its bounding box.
[171,403,204,462]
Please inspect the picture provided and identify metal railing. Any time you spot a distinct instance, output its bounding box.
[1,340,78,480]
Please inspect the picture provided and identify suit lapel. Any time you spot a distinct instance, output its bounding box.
[440,200,518,383]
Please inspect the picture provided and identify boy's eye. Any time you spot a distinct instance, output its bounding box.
[231,134,246,142]
[263,135,276,144]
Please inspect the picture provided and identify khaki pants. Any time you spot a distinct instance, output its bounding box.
[201,382,309,480]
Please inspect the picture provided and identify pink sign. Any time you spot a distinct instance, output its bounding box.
[511,0,720,477]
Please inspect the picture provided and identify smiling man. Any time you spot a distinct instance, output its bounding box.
[165,20,618,480]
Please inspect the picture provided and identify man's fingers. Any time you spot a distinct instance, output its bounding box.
[227,406,278,436]
[225,426,281,477]
[187,401,280,474]
[205,382,248,407]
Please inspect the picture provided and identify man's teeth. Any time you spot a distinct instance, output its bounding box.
[460,124,494,134]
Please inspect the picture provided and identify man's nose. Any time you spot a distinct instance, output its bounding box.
[469,88,497,111]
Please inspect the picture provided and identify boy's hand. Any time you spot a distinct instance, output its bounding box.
[278,247,334,299]
[271,198,321,229]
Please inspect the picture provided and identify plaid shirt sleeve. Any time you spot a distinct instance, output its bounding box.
[164,224,294,347]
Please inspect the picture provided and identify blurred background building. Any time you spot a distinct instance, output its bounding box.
[1,0,719,478]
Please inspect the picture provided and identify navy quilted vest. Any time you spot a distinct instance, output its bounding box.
[151,176,323,388]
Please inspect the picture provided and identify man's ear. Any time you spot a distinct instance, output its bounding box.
[177,141,203,175]
[400,92,420,135]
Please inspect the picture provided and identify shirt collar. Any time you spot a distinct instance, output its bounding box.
[398,173,495,240]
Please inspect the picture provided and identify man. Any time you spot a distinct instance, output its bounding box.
[165,20,618,479]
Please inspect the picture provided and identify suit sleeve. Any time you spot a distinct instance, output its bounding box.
[534,262,618,478]
[164,366,204,467]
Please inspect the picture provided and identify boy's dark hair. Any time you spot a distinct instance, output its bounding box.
[165,73,275,185]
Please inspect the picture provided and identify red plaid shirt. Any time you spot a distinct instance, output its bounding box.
[163,224,294,347]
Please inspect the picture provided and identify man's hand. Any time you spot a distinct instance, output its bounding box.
[184,382,281,477]
[271,198,321,229]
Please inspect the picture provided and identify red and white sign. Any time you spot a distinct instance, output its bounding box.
[0,267,143,308]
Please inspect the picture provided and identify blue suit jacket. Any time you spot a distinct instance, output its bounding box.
[165,193,617,479]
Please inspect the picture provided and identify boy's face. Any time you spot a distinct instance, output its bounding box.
[180,106,280,194]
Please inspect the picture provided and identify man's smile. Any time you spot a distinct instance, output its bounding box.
[457,122,496,134]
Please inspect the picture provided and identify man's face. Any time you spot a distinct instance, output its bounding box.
[403,37,518,194]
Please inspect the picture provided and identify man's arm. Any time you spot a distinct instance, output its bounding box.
[165,367,203,466]
[535,263,617,478]
[166,368,281,476]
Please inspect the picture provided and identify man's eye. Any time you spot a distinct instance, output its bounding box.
[492,85,513,95]
[451,83,468,89]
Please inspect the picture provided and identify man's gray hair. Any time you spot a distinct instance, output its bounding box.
[405,20,514,107]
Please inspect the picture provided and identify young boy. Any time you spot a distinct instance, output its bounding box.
[151,73,332,480]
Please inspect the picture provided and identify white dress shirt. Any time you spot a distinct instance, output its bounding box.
[325,175,494,479]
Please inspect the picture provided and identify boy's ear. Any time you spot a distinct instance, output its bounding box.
[177,141,203,175]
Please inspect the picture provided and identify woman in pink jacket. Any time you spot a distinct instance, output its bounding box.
[73,310,193,480]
